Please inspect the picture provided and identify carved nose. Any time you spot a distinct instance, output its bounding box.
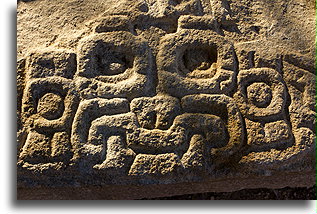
[130,95,181,130]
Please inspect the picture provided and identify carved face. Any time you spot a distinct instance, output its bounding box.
[70,13,246,175]
[18,0,314,183]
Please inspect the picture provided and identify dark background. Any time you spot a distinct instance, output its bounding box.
[144,185,316,200]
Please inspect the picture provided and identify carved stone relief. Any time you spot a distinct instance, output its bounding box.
[17,0,315,198]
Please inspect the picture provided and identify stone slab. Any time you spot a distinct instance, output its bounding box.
[17,0,316,199]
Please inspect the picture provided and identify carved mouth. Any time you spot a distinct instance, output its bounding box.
[75,94,245,172]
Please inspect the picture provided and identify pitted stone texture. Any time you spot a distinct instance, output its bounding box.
[157,28,237,97]
[77,31,155,100]
[26,50,77,79]
[131,95,181,130]
[17,0,315,199]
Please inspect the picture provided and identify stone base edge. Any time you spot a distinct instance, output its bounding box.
[17,172,315,200]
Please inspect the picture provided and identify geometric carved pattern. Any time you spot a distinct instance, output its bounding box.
[157,27,237,97]
[77,31,155,100]
[19,77,79,167]
[235,68,287,121]
[74,94,245,177]
[17,0,315,193]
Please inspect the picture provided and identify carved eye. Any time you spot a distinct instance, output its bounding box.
[37,93,64,120]
[94,48,133,76]
[182,46,217,78]
[247,82,272,108]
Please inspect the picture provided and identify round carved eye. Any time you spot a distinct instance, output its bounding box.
[247,82,272,108]
[37,93,64,120]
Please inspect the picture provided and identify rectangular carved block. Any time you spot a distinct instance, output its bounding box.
[17,0,315,199]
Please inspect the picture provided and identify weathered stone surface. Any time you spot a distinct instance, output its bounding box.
[17,0,315,199]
